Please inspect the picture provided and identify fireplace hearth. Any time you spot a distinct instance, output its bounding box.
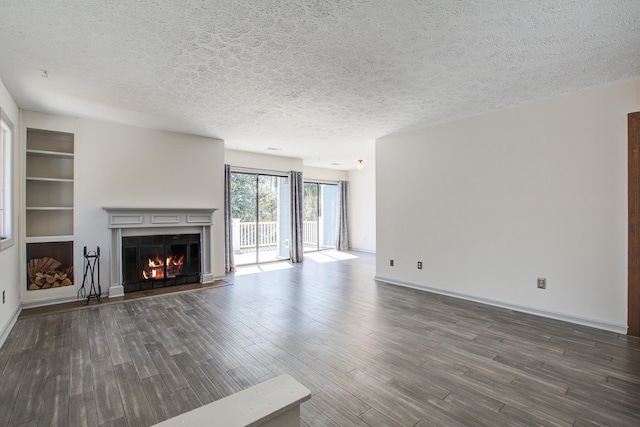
[122,234,200,292]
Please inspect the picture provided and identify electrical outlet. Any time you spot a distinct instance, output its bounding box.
[390,259,394,267]
[537,278,546,289]
[417,261,423,269]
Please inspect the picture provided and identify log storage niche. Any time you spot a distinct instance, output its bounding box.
[26,241,74,290]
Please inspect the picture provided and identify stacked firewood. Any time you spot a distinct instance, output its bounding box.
[27,257,73,290]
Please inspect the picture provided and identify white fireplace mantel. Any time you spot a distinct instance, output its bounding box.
[103,207,218,297]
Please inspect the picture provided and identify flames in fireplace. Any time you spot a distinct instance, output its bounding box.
[122,234,200,292]
[142,254,185,280]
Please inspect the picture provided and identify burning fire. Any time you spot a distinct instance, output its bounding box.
[142,254,185,280]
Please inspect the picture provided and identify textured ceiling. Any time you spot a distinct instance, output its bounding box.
[1,1,639,169]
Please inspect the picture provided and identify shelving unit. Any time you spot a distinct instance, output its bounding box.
[25,129,74,239]
[25,128,75,291]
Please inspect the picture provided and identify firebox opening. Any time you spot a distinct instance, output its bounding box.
[122,234,200,293]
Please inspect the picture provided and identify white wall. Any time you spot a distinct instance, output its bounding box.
[376,78,640,332]
[348,161,376,253]
[305,165,378,254]
[303,166,347,182]
[0,78,20,346]
[21,112,225,305]
[225,149,302,173]
[224,150,350,183]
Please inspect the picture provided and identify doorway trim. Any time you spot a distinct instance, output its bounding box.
[628,112,640,336]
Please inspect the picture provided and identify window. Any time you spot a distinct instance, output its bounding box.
[0,108,14,250]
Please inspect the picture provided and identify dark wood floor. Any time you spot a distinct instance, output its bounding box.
[1,251,640,426]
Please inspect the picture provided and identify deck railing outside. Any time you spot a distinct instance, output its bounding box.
[234,220,318,248]
[303,221,317,246]
[236,221,277,248]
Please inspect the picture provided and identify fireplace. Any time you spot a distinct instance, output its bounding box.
[104,207,217,297]
[122,234,200,292]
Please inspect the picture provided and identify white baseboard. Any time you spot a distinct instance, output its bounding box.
[0,305,22,348]
[21,295,84,309]
[375,275,628,334]
[350,247,376,254]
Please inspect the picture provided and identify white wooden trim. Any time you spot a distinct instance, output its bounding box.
[103,207,216,228]
[0,304,21,348]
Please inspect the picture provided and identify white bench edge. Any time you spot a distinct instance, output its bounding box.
[153,374,311,427]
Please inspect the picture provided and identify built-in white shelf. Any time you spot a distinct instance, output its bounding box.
[26,149,74,158]
[26,207,74,211]
[25,128,75,290]
[26,235,74,244]
[26,210,74,237]
[26,176,74,183]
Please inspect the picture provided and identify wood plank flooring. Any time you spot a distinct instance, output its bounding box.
[1,250,640,426]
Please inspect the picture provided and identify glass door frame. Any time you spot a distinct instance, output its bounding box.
[303,180,338,253]
[230,169,290,266]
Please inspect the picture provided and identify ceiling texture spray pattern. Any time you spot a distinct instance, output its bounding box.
[1,0,639,168]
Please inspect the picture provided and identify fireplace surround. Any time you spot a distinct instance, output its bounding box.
[104,207,217,297]
[122,233,201,292]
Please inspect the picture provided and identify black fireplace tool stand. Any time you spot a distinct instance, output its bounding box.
[78,246,101,304]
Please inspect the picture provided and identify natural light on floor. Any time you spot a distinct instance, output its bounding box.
[300,250,359,263]
[234,261,294,276]
[234,250,359,274]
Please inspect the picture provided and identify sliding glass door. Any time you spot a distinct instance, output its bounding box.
[303,182,338,252]
[231,172,290,265]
